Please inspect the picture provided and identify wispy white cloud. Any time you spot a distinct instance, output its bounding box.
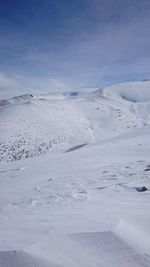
[0,72,18,88]
[0,0,150,96]
[0,71,69,99]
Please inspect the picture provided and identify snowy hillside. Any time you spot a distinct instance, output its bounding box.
[1,81,150,162]
[0,94,93,161]
[101,81,150,102]
[0,81,150,266]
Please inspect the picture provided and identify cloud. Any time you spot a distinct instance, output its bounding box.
[0,72,24,98]
[0,71,69,99]
[0,72,18,88]
[0,0,150,95]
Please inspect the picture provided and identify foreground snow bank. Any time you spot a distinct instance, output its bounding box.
[25,231,150,267]
[115,216,150,254]
[0,250,59,267]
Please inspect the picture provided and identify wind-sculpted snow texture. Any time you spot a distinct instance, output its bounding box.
[0,81,150,266]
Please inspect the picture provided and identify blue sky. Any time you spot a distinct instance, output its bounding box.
[0,0,150,97]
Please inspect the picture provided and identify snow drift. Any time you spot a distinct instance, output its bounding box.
[0,250,60,267]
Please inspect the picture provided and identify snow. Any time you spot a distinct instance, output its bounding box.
[0,250,59,267]
[0,81,150,266]
[0,95,93,161]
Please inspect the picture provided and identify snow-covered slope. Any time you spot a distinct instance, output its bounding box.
[0,250,60,267]
[0,81,150,266]
[1,81,150,162]
[100,81,150,102]
[96,81,150,127]
[0,94,93,161]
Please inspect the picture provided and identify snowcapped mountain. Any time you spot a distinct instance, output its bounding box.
[1,80,150,162]
[0,93,93,161]
[0,81,150,266]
